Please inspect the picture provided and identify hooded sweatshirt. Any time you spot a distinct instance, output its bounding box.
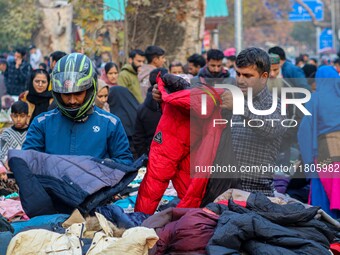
[118,64,143,103]
[138,64,156,100]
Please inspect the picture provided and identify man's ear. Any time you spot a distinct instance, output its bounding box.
[261,72,269,85]
[261,71,269,79]
[128,58,133,64]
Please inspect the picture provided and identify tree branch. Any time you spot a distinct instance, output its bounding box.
[294,0,331,28]
[152,15,163,45]
[131,8,138,45]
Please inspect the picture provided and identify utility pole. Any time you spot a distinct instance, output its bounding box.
[316,26,321,55]
[334,0,340,53]
[331,0,337,52]
[212,29,219,49]
[235,0,243,54]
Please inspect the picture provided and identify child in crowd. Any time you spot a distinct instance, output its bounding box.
[0,101,29,195]
[0,101,29,169]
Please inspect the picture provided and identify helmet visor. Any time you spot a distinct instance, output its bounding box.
[52,72,93,93]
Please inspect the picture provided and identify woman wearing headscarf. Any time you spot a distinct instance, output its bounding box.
[95,79,110,112]
[107,85,139,158]
[20,69,53,124]
[100,62,119,87]
[298,65,340,218]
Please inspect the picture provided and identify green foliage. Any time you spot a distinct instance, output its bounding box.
[0,0,42,51]
[71,0,108,56]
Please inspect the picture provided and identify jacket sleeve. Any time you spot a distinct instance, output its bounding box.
[297,98,315,164]
[132,110,148,157]
[135,128,189,214]
[298,115,313,164]
[190,87,223,118]
[22,118,45,152]
[108,118,134,166]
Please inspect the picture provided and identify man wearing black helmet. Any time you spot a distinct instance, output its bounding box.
[23,53,133,166]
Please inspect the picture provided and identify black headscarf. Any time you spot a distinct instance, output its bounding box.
[26,69,52,123]
[107,86,139,138]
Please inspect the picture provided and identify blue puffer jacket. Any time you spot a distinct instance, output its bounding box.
[22,106,133,166]
[9,149,146,218]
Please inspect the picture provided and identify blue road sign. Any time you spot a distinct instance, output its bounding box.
[319,28,333,52]
[289,0,324,22]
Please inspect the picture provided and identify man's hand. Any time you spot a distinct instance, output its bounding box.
[5,161,10,171]
[0,173,8,182]
[220,90,233,110]
[152,84,162,102]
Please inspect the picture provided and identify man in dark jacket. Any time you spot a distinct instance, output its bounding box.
[4,48,31,96]
[198,49,230,80]
[133,68,167,157]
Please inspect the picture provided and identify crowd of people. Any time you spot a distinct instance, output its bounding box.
[0,43,339,253]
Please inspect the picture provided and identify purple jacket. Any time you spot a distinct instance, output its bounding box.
[143,207,219,254]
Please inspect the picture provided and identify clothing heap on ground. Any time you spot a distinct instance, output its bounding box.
[1,186,339,255]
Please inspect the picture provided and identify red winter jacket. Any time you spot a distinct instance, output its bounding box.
[135,76,225,214]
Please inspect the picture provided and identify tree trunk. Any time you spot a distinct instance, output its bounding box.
[34,1,73,56]
[126,0,205,63]
[106,23,120,64]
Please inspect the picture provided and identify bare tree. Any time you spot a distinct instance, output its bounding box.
[126,0,205,63]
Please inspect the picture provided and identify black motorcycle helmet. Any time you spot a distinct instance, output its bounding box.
[51,53,97,120]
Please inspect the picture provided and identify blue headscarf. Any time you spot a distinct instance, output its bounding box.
[298,66,340,164]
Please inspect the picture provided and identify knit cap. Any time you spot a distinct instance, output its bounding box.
[270,53,280,64]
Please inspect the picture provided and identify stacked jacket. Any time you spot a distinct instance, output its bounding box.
[8,149,145,217]
[142,207,219,255]
[6,212,158,255]
[207,193,337,255]
[135,74,226,214]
